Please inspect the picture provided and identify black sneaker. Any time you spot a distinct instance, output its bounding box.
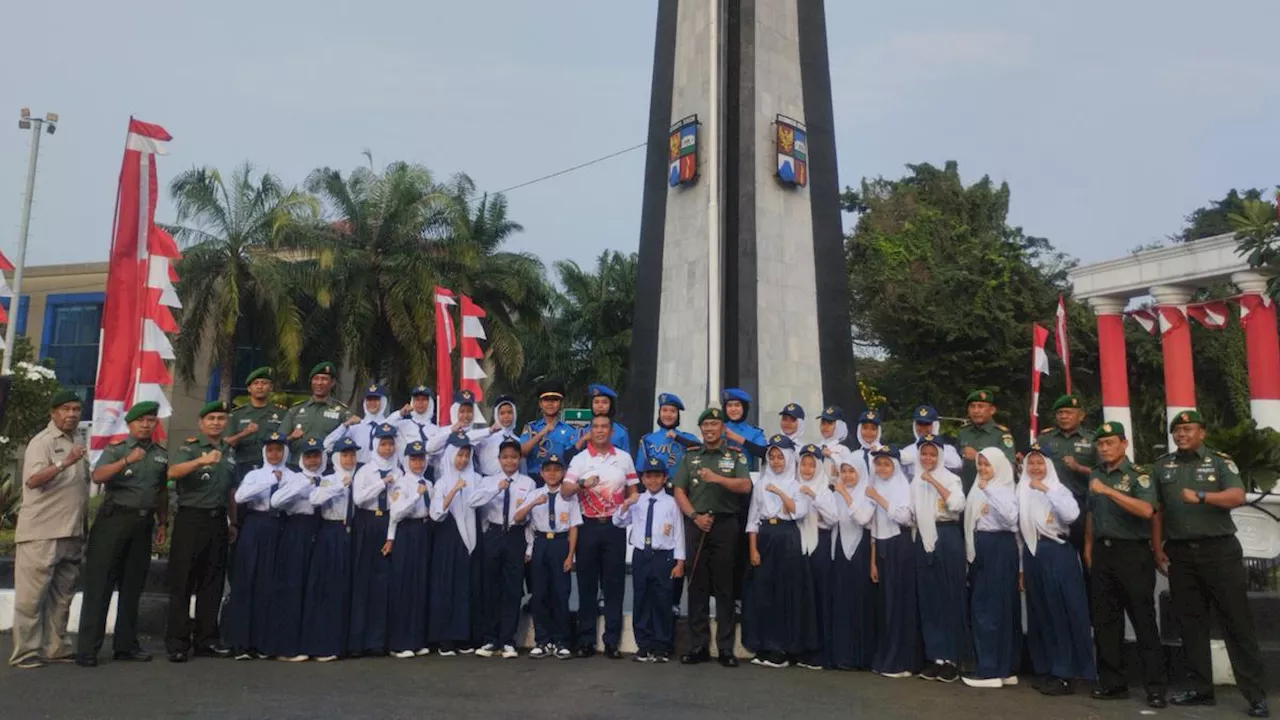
[937,662,959,683]
[1040,677,1073,696]
[1249,700,1270,718]
[1170,690,1215,707]
[655,651,671,664]
[919,663,940,681]
[1090,686,1130,701]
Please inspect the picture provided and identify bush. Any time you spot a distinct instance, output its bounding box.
[1205,420,1280,492]
[0,337,61,529]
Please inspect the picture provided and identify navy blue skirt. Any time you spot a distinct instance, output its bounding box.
[803,529,834,667]
[915,524,973,668]
[428,515,472,646]
[300,519,351,658]
[969,530,1022,680]
[745,520,819,656]
[265,512,317,657]
[1023,540,1095,681]
[830,528,876,670]
[388,518,432,653]
[872,532,921,674]
[223,510,280,653]
[348,509,390,655]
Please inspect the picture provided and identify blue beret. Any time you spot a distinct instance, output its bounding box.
[588,384,618,400]
[722,387,752,404]
[657,393,685,411]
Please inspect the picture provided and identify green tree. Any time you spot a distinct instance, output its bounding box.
[1231,195,1280,298]
[1176,188,1274,242]
[167,164,320,401]
[0,337,61,528]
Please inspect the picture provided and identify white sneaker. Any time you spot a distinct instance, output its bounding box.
[1001,676,1018,686]
[501,645,518,659]
[761,658,791,669]
[751,657,765,666]
[555,646,572,660]
[415,648,430,657]
[437,649,457,657]
[234,653,253,661]
[282,654,309,663]
[879,670,914,679]
[253,653,268,660]
[475,644,497,658]
[528,646,546,659]
[392,650,416,659]
[962,676,1003,688]
[315,656,338,663]
[796,661,823,671]
[459,647,476,655]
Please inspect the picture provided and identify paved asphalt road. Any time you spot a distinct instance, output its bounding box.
[0,637,1257,720]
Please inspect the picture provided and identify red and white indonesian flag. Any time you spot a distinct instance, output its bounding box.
[1187,300,1229,330]
[434,287,457,425]
[0,250,14,334]
[460,294,487,418]
[1054,295,1072,394]
[1029,323,1050,443]
[1128,308,1158,335]
[89,119,179,460]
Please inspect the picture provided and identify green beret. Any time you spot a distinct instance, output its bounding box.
[1095,421,1127,440]
[698,407,725,425]
[124,400,159,423]
[1051,394,1082,412]
[309,361,337,379]
[199,401,228,417]
[966,389,996,405]
[245,367,273,384]
[1170,409,1205,432]
[49,389,81,408]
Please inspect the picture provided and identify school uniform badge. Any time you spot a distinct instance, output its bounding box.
[1137,474,1151,489]
[558,512,569,525]
[663,523,673,537]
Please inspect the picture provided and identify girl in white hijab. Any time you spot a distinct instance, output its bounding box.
[1018,443,1095,695]
[394,385,439,460]
[324,383,392,465]
[817,405,850,481]
[428,432,485,655]
[265,436,326,661]
[962,448,1021,689]
[846,410,884,482]
[349,423,400,656]
[865,446,919,679]
[828,447,878,671]
[301,436,359,662]
[474,395,521,477]
[911,434,971,683]
[777,403,806,445]
[795,443,838,670]
[226,434,292,659]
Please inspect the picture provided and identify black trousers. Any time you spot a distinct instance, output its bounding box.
[685,514,740,653]
[1167,535,1267,703]
[1091,538,1166,692]
[76,508,154,656]
[166,507,229,654]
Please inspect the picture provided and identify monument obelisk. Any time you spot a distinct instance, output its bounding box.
[627,0,859,433]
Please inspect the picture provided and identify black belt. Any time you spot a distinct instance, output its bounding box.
[104,504,153,518]
[936,520,960,526]
[584,516,613,524]
[356,508,388,518]
[179,506,227,517]
[1166,535,1233,549]
[761,518,795,527]
[402,516,429,525]
[486,524,525,533]
[538,531,568,540]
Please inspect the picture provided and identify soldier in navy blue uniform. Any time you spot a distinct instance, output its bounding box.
[575,384,631,456]
[636,393,700,614]
[520,380,580,487]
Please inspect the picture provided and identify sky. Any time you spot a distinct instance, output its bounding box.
[2,0,1278,272]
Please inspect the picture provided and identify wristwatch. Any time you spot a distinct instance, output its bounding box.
[1197,490,1207,504]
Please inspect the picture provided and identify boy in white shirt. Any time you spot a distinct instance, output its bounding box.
[614,456,685,662]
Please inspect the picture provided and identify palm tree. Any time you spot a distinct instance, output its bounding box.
[167,163,321,400]
[550,250,638,397]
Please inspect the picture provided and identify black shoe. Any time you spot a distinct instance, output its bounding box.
[1146,692,1167,709]
[919,663,940,680]
[1249,700,1271,718]
[1171,690,1216,707]
[1091,686,1129,700]
[603,646,622,660]
[112,649,152,662]
[575,647,595,659]
[168,652,189,663]
[194,644,232,658]
[1041,678,1073,696]
[937,662,959,683]
[681,647,710,665]
[718,652,739,668]
[74,655,98,668]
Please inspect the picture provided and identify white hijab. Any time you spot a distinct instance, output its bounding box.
[435,443,480,553]
[831,447,868,559]
[796,450,824,555]
[298,445,329,481]
[368,435,399,474]
[912,419,941,441]
[361,392,391,424]
[260,442,291,473]
[756,444,797,519]
[1017,450,1066,556]
[964,447,1016,562]
[870,450,911,540]
[911,440,964,553]
[820,419,849,449]
[779,409,806,446]
[406,396,437,429]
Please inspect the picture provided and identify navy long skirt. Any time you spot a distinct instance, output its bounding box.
[830,529,876,670]
[388,518,432,653]
[916,524,973,668]
[1024,540,1096,681]
[801,529,834,667]
[970,530,1022,680]
[428,515,472,647]
[348,509,390,655]
[223,510,280,653]
[745,521,819,657]
[872,532,921,675]
[265,513,317,657]
[468,510,486,649]
[300,519,351,658]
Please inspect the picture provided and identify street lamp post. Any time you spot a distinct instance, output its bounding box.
[5,109,58,374]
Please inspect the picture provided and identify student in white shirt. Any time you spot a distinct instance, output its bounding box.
[515,453,580,659]
[264,436,324,662]
[828,448,877,670]
[912,434,971,683]
[428,432,485,655]
[324,383,393,466]
[383,441,433,659]
[473,439,536,659]
[962,448,1021,689]
[393,385,440,462]
[474,396,523,477]
[867,445,920,679]
[225,433,291,660]
[795,443,838,671]
[614,456,686,663]
[300,436,359,662]
[348,423,400,657]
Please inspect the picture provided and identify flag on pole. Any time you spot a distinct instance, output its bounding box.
[1187,300,1229,330]
[90,119,177,460]
[434,287,457,426]
[1127,308,1158,335]
[1054,295,1072,395]
[1030,324,1050,443]
[459,294,487,422]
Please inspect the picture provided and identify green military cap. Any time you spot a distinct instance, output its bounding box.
[1051,394,1082,412]
[245,366,273,384]
[698,407,725,425]
[1095,421,1127,440]
[123,400,159,422]
[199,400,229,417]
[1169,409,1205,432]
[49,389,81,408]
[966,389,996,405]
[309,361,337,379]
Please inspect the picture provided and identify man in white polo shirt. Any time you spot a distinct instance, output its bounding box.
[562,415,637,658]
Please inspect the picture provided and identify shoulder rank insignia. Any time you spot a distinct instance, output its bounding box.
[185,436,197,443]
[997,424,1010,432]
[1040,427,1052,434]
[109,438,125,446]
[290,399,306,407]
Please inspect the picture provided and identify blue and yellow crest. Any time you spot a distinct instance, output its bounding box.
[668,115,698,187]
[775,115,808,187]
